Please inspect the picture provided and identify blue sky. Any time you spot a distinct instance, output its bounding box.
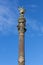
[0,0,43,65]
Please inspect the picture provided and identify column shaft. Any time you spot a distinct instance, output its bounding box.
[18,33,25,65]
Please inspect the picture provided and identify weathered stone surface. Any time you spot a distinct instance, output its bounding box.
[17,8,26,65]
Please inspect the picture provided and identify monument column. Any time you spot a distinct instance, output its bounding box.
[17,8,26,65]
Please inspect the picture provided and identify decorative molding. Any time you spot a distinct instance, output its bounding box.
[18,56,24,63]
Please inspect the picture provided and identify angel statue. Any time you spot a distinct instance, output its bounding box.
[18,7,25,16]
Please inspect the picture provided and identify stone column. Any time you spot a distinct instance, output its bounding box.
[17,8,26,65]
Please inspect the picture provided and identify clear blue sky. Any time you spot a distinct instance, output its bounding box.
[0,0,43,65]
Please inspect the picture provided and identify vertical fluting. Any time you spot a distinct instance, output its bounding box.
[17,8,26,65]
